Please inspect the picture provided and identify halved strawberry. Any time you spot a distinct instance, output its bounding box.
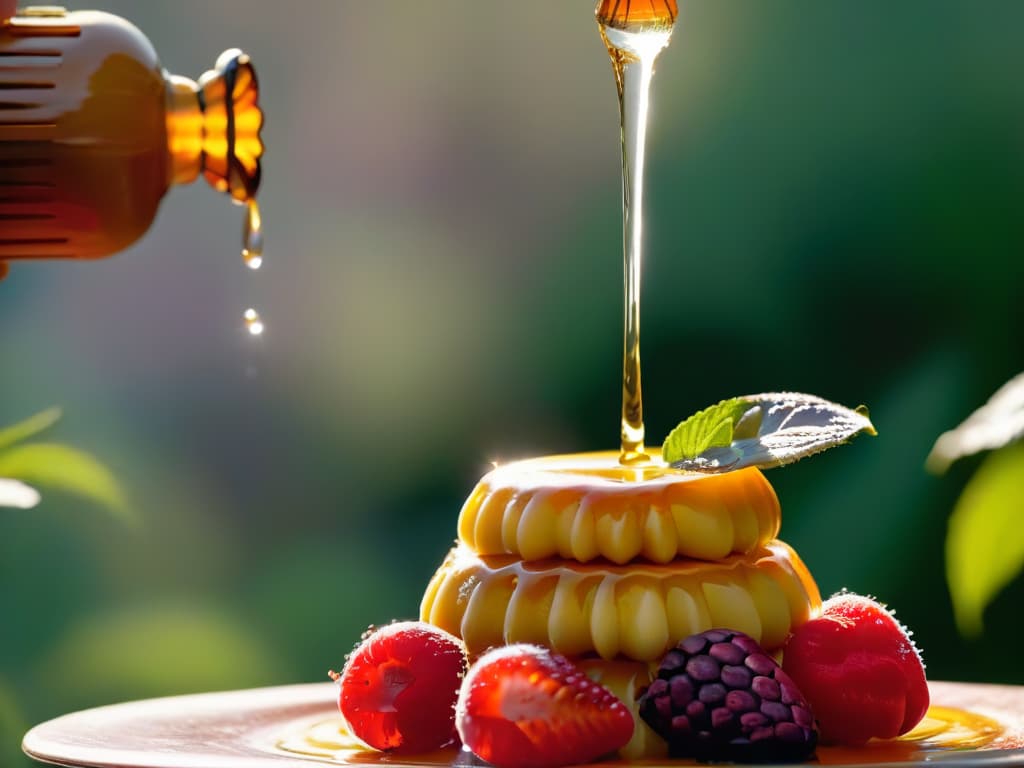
[455,644,634,768]
[782,592,929,746]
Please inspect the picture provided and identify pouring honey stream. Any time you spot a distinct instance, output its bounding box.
[596,0,678,465]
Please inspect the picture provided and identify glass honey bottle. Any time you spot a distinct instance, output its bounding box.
[0,6,264,279]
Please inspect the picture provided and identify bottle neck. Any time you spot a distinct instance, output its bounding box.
[165,75,204,188]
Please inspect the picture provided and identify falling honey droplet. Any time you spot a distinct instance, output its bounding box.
[242,200,264,270]
[244,307,265,336]
[0,261,8,282]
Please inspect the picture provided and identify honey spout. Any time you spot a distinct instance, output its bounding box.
[166,49,264,203]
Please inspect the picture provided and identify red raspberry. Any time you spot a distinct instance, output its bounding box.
[332,621,467,753]
[456,644,634,768]
[782,593,929,746]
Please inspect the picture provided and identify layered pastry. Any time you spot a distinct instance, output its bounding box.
[420,451,821,759]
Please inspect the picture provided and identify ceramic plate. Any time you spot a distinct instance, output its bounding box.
[22,680,1024,768]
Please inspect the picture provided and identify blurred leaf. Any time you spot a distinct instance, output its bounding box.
[668,392,876,472]
[0,678,30,768]
[0,407,60,451]
[37,605,284,704]
[0,443,130,522]
[927,372,1024,474]
[0,478,40,509]
[946,442,1024,637]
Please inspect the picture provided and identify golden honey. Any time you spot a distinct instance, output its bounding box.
[277,702,1005,765]
[596,0,678,31]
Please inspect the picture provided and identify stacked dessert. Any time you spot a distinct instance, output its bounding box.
[420,450,821,758]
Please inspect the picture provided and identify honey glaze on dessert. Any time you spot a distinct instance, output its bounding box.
[421,542,819,662]
[460,450,778,565]
[276,705,1003,765]
[458,452,782,565]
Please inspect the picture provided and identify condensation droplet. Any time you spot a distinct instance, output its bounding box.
[244,307,265,336]
[243,199,264,270]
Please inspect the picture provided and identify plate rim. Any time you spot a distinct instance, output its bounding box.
[22,680,1024,768]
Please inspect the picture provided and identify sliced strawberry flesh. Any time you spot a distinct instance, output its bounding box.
[457,645,633,768]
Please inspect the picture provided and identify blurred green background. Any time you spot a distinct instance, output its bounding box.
[2,1,1024,764]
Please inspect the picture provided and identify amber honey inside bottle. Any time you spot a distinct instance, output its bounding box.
[0,7,262,268]
[596,0,678,29]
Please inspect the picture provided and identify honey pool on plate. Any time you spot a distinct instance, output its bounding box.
[276,693,1005,766]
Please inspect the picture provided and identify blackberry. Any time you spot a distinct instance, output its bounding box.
[637,629,817,763]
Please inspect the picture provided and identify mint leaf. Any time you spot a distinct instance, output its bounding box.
[665,392,876,472]
[0,406,60,451]
[927,372,1024,474]
[662,397,753,465]
[946,442,1024,636]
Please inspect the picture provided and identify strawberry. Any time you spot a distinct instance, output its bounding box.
[456,644,634,768]
[782,592,929,746]
[332,621,467,753]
